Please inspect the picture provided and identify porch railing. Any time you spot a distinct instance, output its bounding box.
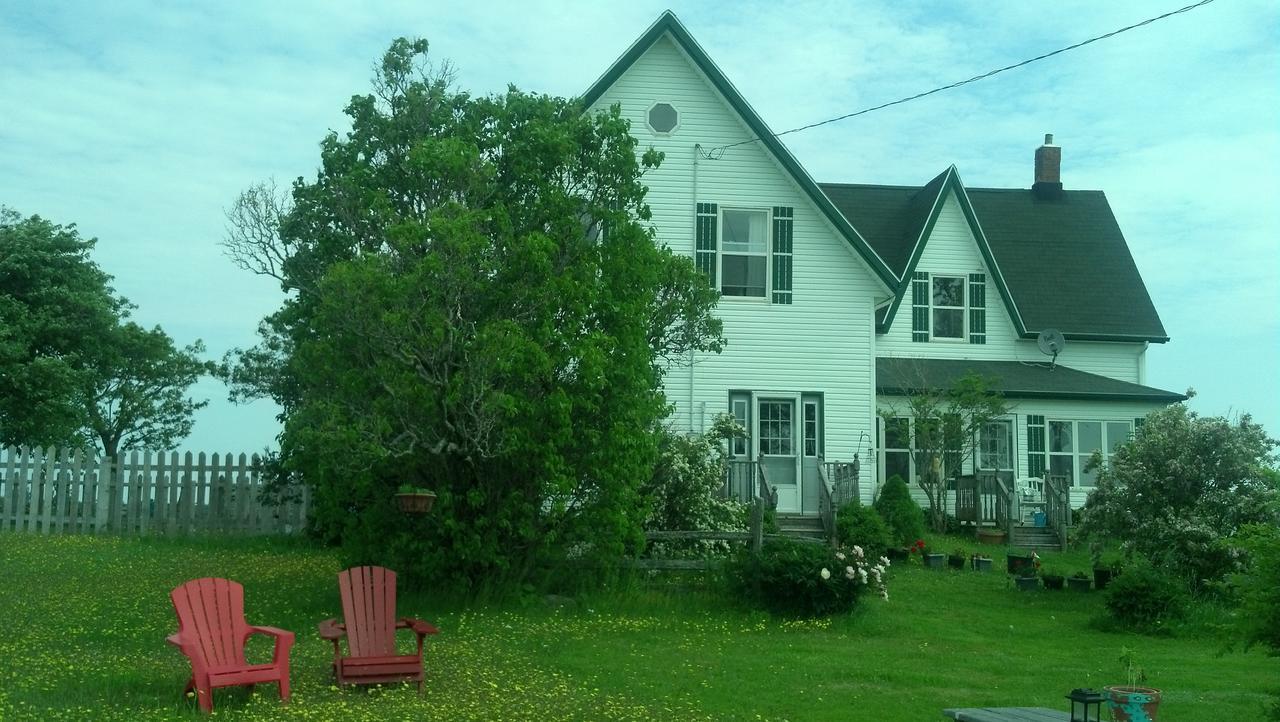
[816,463,835,545]
[822,456,860,507]
[956,472,1012,536]
[1044,474,1071,549]
[723,459,759,504]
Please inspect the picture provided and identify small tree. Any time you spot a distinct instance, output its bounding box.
[1,208,212,455]
[879,362,1010,533]
[1079,404,1278,588]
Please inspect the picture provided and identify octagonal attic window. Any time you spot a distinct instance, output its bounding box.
[647,102,679,134]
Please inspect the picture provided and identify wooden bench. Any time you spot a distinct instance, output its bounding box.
[943,708,1070,721]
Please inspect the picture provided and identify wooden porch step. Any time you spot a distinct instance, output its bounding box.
[775,514,827,541]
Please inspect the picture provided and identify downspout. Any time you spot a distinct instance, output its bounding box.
[689,143,700,432]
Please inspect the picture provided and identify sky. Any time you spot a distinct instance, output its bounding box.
[2,0,1277,452]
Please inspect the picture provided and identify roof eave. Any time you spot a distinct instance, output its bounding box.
[877,386,1187,403]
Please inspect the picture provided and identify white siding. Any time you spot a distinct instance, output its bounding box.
[875,192,1147,382]
[590,34,884,469]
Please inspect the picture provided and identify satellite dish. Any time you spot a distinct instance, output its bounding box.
[1037,328,1067,368]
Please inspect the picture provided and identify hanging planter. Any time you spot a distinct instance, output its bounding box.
[395,486,436,514]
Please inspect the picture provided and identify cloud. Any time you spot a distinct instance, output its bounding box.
[2,0,1276,449]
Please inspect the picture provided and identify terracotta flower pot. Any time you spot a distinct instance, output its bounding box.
[976,528,1006,545]
[1104,685,1161,722]
[395,492,436,514]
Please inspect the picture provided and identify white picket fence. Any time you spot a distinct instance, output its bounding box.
[0,447,309,536]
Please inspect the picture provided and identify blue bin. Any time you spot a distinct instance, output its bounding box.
[1033,511,1047,528]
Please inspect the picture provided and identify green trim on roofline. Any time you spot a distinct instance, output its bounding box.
[876,166,1027,336]
[579,10,899,292]
[878,387,1186,403]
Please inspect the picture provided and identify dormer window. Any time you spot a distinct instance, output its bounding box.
[910,271,986,343]
[931,275,966,340]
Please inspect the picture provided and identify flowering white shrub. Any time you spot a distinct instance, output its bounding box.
[731,538,890,617]
[642,414,748,557]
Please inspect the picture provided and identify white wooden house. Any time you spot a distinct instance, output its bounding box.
[583,12,1184,530]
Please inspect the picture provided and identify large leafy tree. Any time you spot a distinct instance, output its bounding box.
[0,208,212,455]
[1080,404,1278,588]
[221,39,722,588]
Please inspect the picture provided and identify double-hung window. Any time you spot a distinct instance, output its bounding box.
[931,275,966,340]
[720,209,769,298]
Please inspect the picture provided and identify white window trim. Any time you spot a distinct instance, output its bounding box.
[717,206,771,302]
[645,101,680,136]
[929,273,967,342]
[1044,419,1133,488]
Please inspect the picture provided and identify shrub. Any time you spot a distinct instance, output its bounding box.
[727,538,889,617]
[1104,558,1187,632]
[873,475,925,547]
[641,414,748,555]
[1080,405,1278,589]
[1233,523,1280,655]
[835,501,893,560]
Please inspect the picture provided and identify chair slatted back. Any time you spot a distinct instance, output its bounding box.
[338,566,398,658]
[171,578,249,668]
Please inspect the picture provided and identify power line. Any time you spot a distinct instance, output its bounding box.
[705,0,1220,157]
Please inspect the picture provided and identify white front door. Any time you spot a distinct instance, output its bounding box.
[755,394,802,513]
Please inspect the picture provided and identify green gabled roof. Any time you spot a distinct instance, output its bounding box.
[580,11,898,291]
[821,176,1169,343]
[876,358,1187,403]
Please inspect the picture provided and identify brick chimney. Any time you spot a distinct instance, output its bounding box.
[1033,133,1063,199]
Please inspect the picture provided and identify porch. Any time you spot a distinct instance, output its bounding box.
[953,473,1072,551]
[721,456,861,543]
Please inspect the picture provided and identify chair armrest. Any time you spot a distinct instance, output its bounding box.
[397,617,440,636]
[318,618,346,640]
[248,625,296,643]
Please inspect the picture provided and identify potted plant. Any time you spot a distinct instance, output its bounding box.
[1006,549,1035,576]
[922,545,946,570]
[947,548,967,569]
[1105,647,1161,721]
[1042,567,1065,590]
[1068,571,1092,591]
[970,553,993,572]
[1094,551,1126,590]
[1014,551,1040,590]
[394,484,436,514]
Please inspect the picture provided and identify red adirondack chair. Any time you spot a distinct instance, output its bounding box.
[318,566,439,691]
[166,578,295,714]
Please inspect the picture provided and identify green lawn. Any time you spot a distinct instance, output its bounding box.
[0,533,1272,721]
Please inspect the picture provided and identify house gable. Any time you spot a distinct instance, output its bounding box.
[871,166,1026,337]
[581,11,897,293]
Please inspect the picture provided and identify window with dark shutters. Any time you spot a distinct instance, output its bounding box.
[695,203,717,285]
[911,272,929,342]
[968,272,986,344]
[771,207,793,304]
